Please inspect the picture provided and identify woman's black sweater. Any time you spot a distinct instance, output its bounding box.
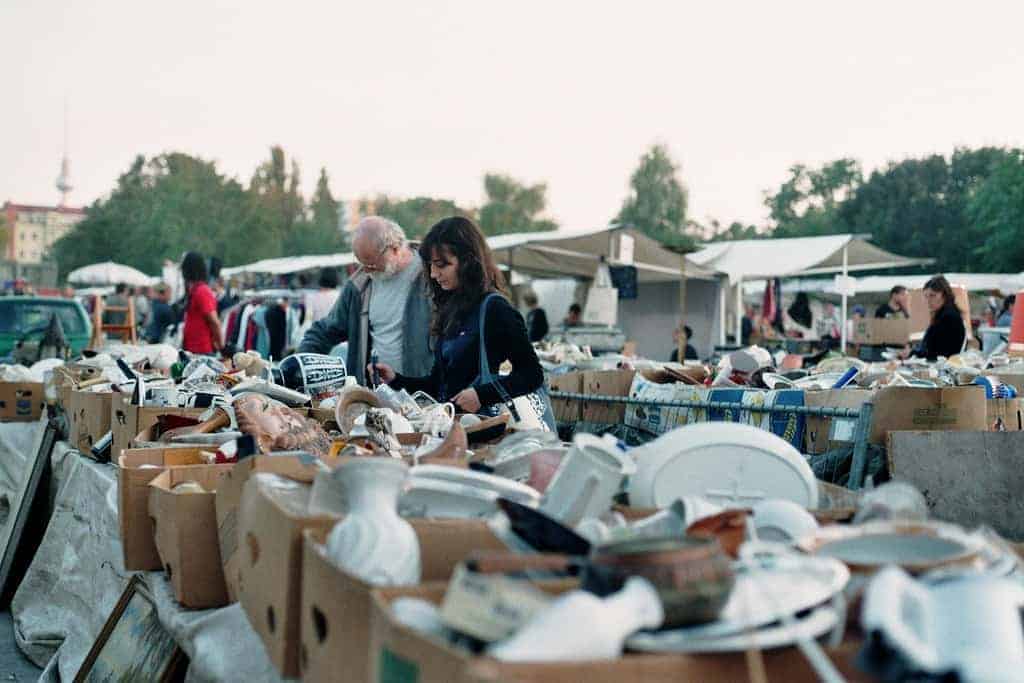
[391,294,543,407]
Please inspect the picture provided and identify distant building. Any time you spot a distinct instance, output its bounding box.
[3,202,85,264]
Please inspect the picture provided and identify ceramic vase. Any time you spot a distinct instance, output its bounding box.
[325,458,421,586]
[489,576,663,661]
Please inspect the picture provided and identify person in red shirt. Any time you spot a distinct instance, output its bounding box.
[181,252,223,355]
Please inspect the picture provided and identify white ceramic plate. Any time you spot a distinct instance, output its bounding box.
[627,422,818,509]
[409,465,541,507]
[626,553,848,647]
[802,521,985,572]
[400,479,502,519]
[628,604,839,654]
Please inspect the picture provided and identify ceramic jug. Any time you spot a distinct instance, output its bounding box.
[489,576,663,661]
[862,566,1024,682]
[325,458,421,586]
[539,433,634,526]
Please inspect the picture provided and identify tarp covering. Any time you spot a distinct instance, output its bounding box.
[222,253,357,278]
[8,429,283,682]
[67,261,158,287]
[488,226,719,283]
[691,234,932,284]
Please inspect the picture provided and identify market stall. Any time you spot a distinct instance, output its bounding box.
[690,234,933,351]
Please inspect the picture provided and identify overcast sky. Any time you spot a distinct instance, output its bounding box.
[4,1,1023,232]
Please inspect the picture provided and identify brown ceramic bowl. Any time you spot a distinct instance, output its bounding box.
[583,535,735,628]
[686,509,750,558]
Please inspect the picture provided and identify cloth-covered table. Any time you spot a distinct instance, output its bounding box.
[2,423,285,682]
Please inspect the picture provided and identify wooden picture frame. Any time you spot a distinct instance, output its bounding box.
[74,575,186,682]
[0,415,56,600]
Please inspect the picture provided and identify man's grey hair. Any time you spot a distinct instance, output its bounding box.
[356,216,406,251]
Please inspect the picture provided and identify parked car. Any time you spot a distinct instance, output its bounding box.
[0,296,92,361]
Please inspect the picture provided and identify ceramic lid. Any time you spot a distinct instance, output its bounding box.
[628,422,818,509]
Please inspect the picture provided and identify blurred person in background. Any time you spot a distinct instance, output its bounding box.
[523,290,549,342]
[846,304,866,340]
[876,285,910,319]
[564,303,583,327]
[669,324,699,362]
[134,285,151,330]
[145,284,175,343]
[299,217,433,385]
[908,275,965,361]
[305,267,341,325]
[816,301,841,348]
[181,252,223,355]
[997,294,1016,328]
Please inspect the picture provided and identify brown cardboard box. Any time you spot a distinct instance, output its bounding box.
[983,371,1024,396]
[804,388,875,454]
[67,389,113,452]
[581,369,636,424]
[988,398,1024,431]
[0,382,44,422]
[234,469,336,678]
[118,446,211,570]
[215,455,322,603]
[850,318,911,346]
[301,521,508,683]
[110,392,205,461]
[546,372,582,424]
[870,385,987,444]
[148,464,233,608]
[368,584,867,683]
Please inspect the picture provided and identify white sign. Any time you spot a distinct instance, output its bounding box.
[833,275,857,297]
[618,234,635,265]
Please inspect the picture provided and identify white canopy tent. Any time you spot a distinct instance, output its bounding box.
[690,234,933,351]
[742,272,1024,298]
[221,253,357,278]
[67,261,158,287]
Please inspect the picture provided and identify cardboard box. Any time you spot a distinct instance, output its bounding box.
[546,372,582,424]
[983,371,1024,396]
[67,389,113,452]
[850,318,910,346]
[215,455,323,603]
[368,583,867,683]
[118,446,212,570]
[0,381,44,422]
[803,388,875,454]
[301,521,508,683]
[148,464,234,608]
[870,385,987,444]
[581,369,636,424]
[988,398,1024,431]
[111,392,205,461]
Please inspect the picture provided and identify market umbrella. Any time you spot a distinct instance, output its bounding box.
[67,261,157,287]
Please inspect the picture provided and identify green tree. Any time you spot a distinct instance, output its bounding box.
[706,220,762,242]
[765,159,861,238]
[615,144,690,248]
[0,213,7,251]
[50,153,254,278]
[285,168,347,255]
[249,145,305,246]
[968,151,1024,272]
[478,174,557,236]
[365,195,477,239]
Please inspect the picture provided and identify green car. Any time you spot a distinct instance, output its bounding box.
[0,296,93,362]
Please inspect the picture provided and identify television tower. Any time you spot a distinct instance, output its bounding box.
[56,100,72,207]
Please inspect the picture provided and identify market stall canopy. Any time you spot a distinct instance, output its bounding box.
[690,234,933,284]
[67,261,157,287]
[486,225,720,283]
[743,272,1024,297]
[222,253,357,278]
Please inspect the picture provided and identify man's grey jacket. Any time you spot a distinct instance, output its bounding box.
[298,269,434,385]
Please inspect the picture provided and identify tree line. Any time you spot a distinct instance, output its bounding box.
[50,142,1024,279]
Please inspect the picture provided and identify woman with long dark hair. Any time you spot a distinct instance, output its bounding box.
[180,252,223,355]
[911,275,966,360]
[372,216,544,416]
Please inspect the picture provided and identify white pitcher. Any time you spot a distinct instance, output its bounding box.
[539,433,635,526]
